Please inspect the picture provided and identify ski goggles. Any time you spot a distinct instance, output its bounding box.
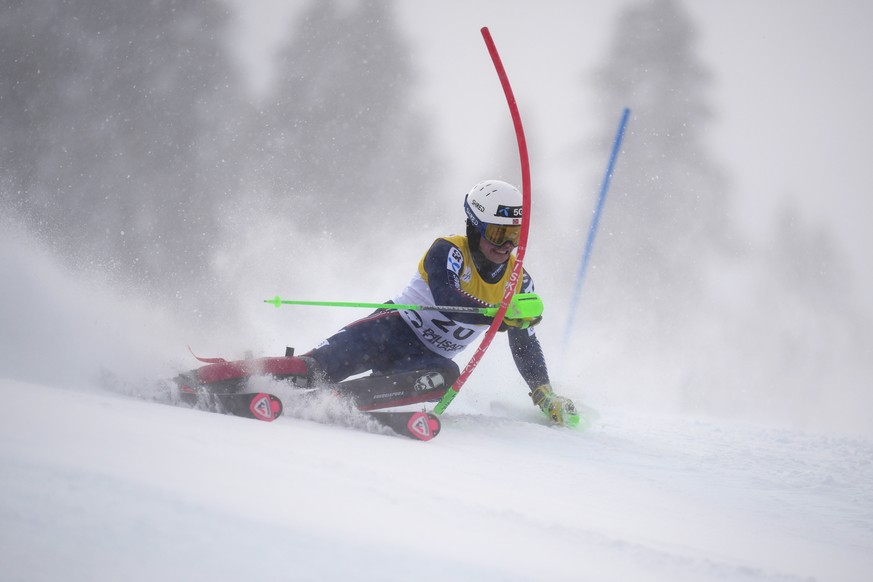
[480,222,521,247]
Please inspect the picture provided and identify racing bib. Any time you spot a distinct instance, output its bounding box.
[395,235,521,358]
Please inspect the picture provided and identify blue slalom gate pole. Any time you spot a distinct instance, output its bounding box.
[560,108,631,364]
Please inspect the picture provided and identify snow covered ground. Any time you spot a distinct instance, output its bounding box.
[2,223,872,582]
[2,377,871,581]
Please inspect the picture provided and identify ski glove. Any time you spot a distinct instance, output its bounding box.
[530,384,580,427]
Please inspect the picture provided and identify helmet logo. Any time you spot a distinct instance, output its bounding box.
[494,204,523,219]
[470,199,486,213]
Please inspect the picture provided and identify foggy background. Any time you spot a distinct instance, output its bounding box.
[2,0,871,436]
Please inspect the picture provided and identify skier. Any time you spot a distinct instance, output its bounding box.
[298,179,578,426]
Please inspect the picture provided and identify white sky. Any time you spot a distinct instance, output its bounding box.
[227,0,873,305]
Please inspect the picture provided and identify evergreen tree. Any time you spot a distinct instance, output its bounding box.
[258,0,440,240]
[584,0,871,429]
[0,0,245,291]
[586,0,732,332]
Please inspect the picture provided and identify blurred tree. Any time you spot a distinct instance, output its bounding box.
[0,0,245,292]
[580,0,871,429]
[758,203,872,390]
[256,0,440,241]
[588,0,733,326]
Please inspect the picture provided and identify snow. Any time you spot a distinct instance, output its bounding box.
[2,209,872,582]
[4,3,872,578]
[2,373,872,581]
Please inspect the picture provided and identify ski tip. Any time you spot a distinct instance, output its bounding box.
[187,345,227,365]
[407,411,441,441]
[248,393,283,422]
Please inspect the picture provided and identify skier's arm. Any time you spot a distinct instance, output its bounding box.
[506,274,579,427]
[511,331,578,426]
[507,271,550,388]
[508,327,550,388]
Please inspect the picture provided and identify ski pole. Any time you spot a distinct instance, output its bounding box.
[560,107,630,364]
[265,293,544,320]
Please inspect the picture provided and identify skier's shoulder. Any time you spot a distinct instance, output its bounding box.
[431,233,468,253]
[425,234,469,264]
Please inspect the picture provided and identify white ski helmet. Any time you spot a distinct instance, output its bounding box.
[464,180,523,247]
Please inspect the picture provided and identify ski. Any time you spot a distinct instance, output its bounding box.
[367,410,441,441]
[280,388,441,441]
[177,353,444,440]
[98,368,283,423]
[188,389,437,438]
[160,352,443,439]
[177,385,284,422]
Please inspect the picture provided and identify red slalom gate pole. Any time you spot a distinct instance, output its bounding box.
[433,27,532,415]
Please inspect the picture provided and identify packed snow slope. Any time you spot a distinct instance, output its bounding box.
[2,379,872,582]
[2,223,872,582]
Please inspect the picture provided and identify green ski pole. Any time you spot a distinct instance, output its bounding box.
[264,294,543,321]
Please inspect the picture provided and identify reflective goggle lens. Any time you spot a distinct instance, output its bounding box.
[482,223,521,247]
